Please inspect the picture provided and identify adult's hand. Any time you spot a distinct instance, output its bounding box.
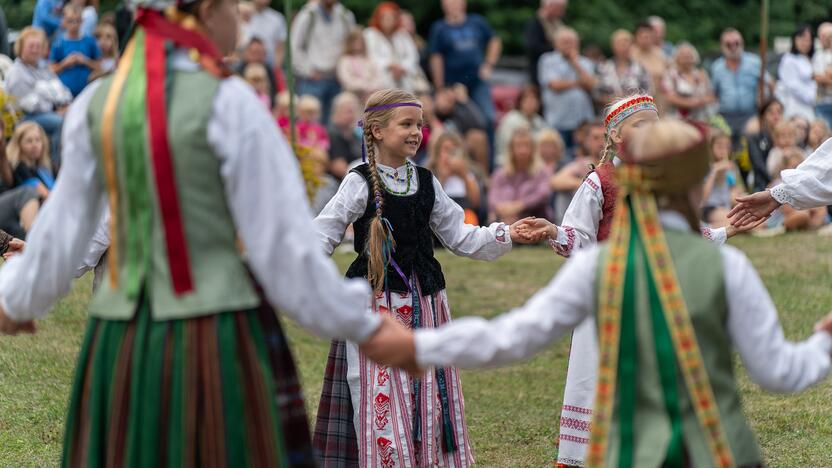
[360,315,422,375]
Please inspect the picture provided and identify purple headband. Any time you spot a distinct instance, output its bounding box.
[358,102,423,162]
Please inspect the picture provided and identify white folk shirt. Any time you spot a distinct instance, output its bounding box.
[771,137,832,209]
[415,211,832,394]
[553,170,727,257]
[314,163,512,261]
[0,54,381,344]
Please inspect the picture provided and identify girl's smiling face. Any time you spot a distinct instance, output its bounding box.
[373,106,424,163]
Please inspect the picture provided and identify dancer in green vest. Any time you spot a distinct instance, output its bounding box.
[363,118,832,467]
[0,0,393,466]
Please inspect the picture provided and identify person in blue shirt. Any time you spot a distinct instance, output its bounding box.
[710,28,773,148]
[428,0,501,166]
[49,5,100,97]
[32,0,64,38]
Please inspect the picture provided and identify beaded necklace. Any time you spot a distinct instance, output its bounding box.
[378,161,414,196]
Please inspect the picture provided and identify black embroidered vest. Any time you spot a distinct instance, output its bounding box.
[345,164,446,295]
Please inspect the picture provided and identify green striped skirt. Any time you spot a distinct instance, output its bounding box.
[61,297,316,468]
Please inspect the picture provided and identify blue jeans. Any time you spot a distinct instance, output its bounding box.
[297,77,341,125]
[23,112,63,169]
[816,104,832,130]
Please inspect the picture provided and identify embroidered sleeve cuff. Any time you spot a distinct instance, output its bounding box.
[551,226,576,257]
[769,184,790,206]
[701,226,727,245]
[494,222,512,245]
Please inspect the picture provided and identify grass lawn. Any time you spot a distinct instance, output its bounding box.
[1,233,832,466]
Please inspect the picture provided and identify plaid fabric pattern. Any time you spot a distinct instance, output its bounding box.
[313,340,359,467]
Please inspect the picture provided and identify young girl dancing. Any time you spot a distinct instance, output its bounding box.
[313,89,529,467]
[0,0,389,465]
[517,93,756,466]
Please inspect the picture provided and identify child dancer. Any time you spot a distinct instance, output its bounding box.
[0,1,391,466]
[516,93,755,467]
[366,118,832,468]
[313,89,529,467]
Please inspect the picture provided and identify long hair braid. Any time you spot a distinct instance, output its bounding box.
[364,129,393,291]
[600,136,616,164]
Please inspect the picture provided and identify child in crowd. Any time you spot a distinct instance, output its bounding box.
[327,92,363,179]
[297,94,330,150]
[538,128,565,173]
[489,126,552,223]
[7,122,55,198]
[807,118,831,151]
[702,129,744,227]
[309,147,339,215]
[313,89,532,467]
[363,118,832,468]
[336,28,384,101]
[426,130,482,224]
[90,22,118,80]
[766,120,803,179]
[274,90,292,134]
[242,62,272,110]
[66,0,98,38]
[49,4,101,97]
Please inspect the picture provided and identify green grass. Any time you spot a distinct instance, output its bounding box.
[2,234,832,466]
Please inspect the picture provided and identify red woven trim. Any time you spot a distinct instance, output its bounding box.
[604,96,656,128]
[560,417,591,432]
[562,404,593,415]
[559,434,590,444]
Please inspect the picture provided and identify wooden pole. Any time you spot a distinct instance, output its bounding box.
[284,0,296,148]
[758,0,769,107]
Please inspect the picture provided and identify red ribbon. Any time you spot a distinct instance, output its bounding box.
[137,7,229,296]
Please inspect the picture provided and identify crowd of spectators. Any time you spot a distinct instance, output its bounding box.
[1,0,831,242]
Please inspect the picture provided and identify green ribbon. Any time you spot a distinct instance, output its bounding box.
[120,29,153,299]
[617,198,638,468]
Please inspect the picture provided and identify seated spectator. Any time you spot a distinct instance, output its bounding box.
[364,2,429,94]
[426,131,482,224]
[247,0,287,67]
[549,121,604,221]
[746,98,783,191]
[537,128,565,173]
[538,27,596,149]
[336,28,384,102]
[790,115,810,149]
[702,129,744,227]
[50,5,101,97]
[7,122,55,198]
[765,121,804,178]
[242,62,272,110]
[33,0,64,38]
[0,119,39,239]
[594,29,652,108]
[808,118,831,150]
[495,84,546,167]
[233,37,277,107]
[489,127,552,223]
[297,94,329,150]
[5,27,72,167]
[310,147,339,215]
[327,91,362,179]
[274,90,292,135]
[434,86,490,174]
[662,42,715,121]
[89,22,118,81]
[66,0,98,38]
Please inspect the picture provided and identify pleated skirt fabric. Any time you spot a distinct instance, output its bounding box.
[61,296,316,468]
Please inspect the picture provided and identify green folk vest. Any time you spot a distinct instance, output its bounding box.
[595,229,763,467]
[86,70,258,320]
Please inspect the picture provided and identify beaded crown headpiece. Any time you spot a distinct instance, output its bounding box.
[604,95,659,133]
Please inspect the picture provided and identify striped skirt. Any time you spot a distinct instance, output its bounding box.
[61,296,316,468]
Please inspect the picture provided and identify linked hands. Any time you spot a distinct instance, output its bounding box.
[728,191,781,229]
[360,315,422,375]
[511,217,557,243]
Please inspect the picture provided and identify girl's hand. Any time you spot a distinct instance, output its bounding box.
[3,238,25,260]
[509,217,538,244]
[360,315,421,375]
[728,191,782,228]
[514,217,556,242]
